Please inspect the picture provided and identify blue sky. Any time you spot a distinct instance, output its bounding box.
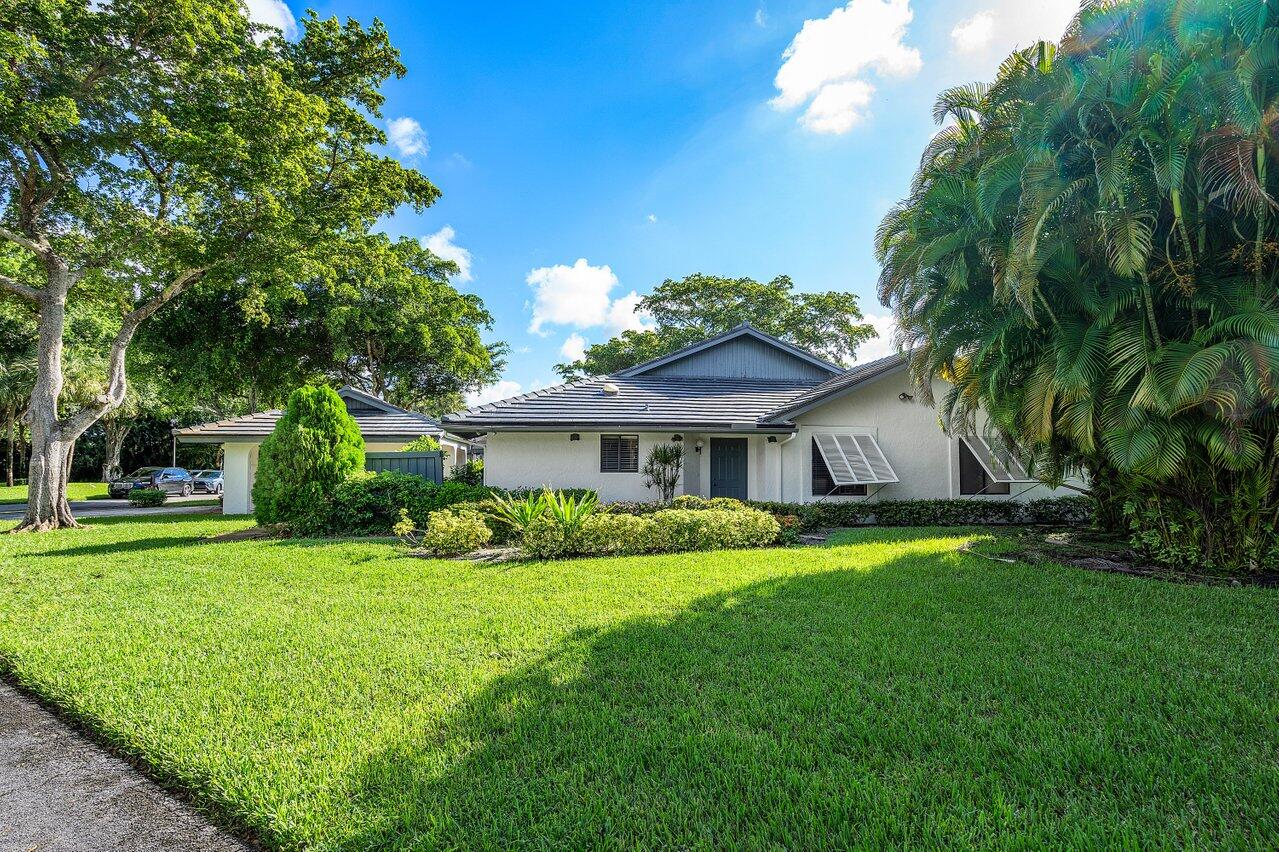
[254,0,1079,402]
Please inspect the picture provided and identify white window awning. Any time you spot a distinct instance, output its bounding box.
[813,433,899,485]
[960,435,1036,483]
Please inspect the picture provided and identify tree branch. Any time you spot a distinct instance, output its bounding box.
[0,225,51,259]
[0,271,40,301]
[61,267,209,437]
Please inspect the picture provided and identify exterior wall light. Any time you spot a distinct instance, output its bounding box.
[570,433,580,441]
[694,440,704,454]
[899,392,914,402]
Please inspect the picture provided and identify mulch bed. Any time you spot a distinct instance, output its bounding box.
[965,528,1279,588]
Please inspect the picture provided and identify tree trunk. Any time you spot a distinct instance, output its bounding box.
[16,275,80,531]
[4,404,13,488]
[102,418,130,482]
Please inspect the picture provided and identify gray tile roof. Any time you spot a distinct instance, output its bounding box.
[175,409,450,443]
[442,337,910,434]
[443,375,819,431]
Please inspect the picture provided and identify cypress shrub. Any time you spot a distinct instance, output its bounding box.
[253,385,365,526]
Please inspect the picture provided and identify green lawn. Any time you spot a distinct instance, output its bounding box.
[0,481,109,504]
[0,518,1276,849]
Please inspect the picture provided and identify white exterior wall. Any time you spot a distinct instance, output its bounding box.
[778,371,1072,504]
[484,431,696,502]
[221,442,258,515]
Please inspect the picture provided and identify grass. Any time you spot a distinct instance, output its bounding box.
[0,518,1276,849]
[0,481,109,504]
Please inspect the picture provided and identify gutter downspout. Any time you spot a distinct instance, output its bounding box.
[775,431,798,503]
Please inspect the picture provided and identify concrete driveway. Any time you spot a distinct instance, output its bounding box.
[0,495,222,522]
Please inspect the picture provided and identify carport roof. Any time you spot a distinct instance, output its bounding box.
[174,387,458,445]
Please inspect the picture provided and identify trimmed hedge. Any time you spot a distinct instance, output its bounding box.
[744,495,1092,531]
[300,472,491,536]
[523,505,781,560]
[298,472,597,537]
[126,488,167,507]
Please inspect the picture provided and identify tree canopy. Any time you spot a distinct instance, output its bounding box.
[0,0,488,528]
[877,0,1279,571]
[556,274,877,379]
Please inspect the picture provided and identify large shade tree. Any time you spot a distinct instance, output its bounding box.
[877,0,1279,571]
[556,273,877,379]
[0,0,440,529]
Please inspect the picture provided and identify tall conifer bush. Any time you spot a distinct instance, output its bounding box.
[253,386,364,525]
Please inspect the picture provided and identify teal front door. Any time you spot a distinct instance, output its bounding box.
[710,438,748,500]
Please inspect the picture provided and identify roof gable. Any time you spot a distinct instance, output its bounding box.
[759,351,909,423]
[338,385,407,416]
[615,325,842,381]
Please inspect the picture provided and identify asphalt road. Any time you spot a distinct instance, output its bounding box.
[0,494,221,522]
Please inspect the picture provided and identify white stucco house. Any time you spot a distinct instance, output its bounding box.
[176,386,473,514]
[443,324,1072,505]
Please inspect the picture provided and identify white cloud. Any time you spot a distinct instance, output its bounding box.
[772,0,921,134]
[755,7,768,27]
[387,117,429,158]
[422,225,472,282]
[949,2,1077,63]
[560,333,588,362]
[951,10,995,53]
[525,258,651,336]
[853,312,900,364]
[646,213,658,223]
[605,291,652,334]
[243,0,298,40]
[465,379,523,407]
[800,80,874,134]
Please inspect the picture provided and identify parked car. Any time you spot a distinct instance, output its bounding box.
[192,469,224,495]
[108,467,195,498]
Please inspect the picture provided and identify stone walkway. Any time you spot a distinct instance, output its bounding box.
[0,681,249,852]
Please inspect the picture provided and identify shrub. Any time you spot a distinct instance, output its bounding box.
[448,458,484,486]
[746,496,1092,532]
[126,488,166,507]
[484,491,549,536]
[575,512,658,556]
[1024,496,1092,526]
[253,385,364,526]
[651,508,780,552]
[543,488,598,538]
[671,495,706,509]
[401,435,441,452]
[642,443,683,502]
[419,509,492,556]
[777,515,802,545]
[302,471,489,536]
[522,514,572,560]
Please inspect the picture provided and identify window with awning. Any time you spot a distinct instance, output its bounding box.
[811,433,899,487]
[958,435,1035,484]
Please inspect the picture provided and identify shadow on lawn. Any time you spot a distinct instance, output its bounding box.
[333,544,1275,849]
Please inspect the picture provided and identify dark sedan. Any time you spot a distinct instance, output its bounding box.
[108,467,195,498]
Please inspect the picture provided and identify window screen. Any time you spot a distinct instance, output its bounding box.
[600,434,640,472]
[811,439,867,496]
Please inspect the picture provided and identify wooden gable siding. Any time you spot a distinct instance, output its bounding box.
[643,336,833,381]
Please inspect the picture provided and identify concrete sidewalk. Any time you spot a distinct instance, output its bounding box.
[0,681,249,852]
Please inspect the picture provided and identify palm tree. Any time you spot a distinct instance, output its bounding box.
[877,0,1279,571]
